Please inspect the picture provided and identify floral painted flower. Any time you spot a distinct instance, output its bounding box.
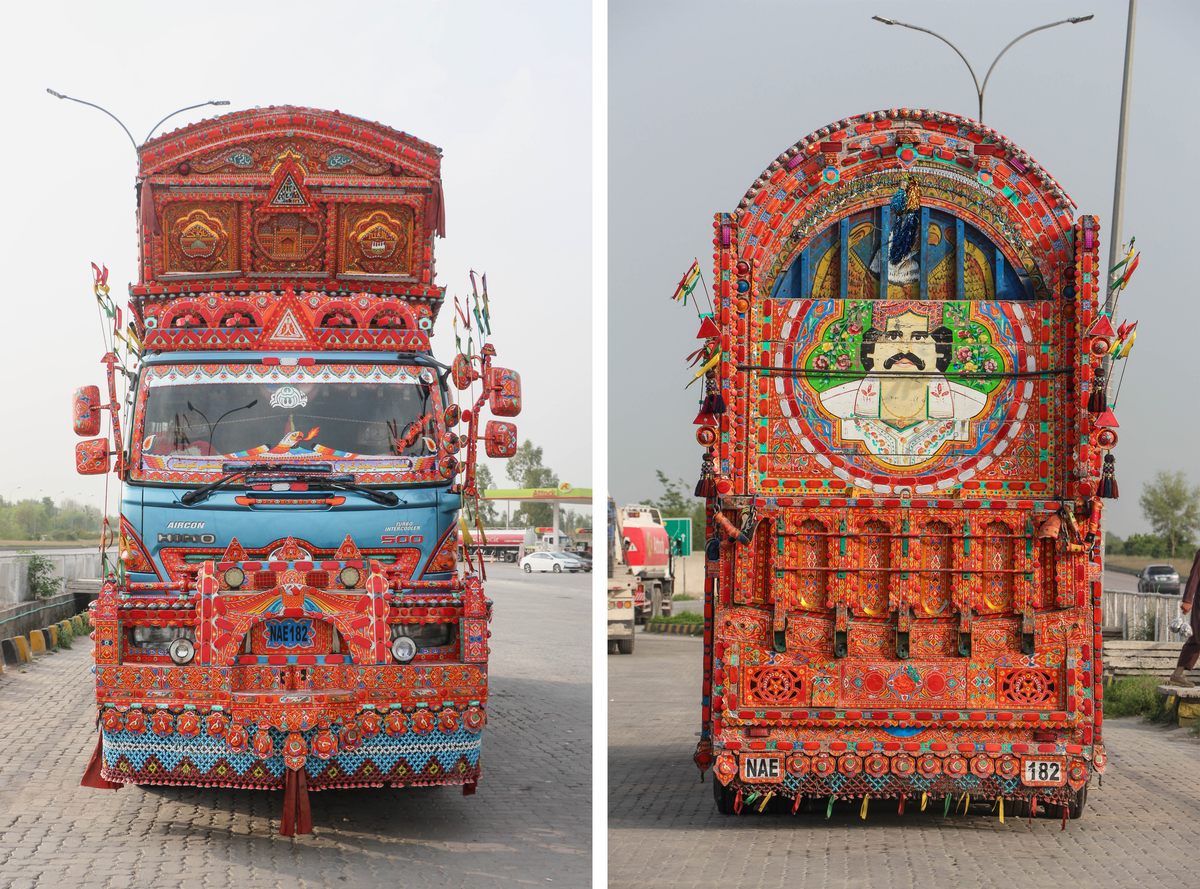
[836,354,851,370]
[956,346,972,362]
[983,358,997,373]
[814,355,830,371]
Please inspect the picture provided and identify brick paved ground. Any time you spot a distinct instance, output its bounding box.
[0,564,591,889]
[609,632,1200,889]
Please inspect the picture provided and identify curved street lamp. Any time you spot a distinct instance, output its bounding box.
[871,15,1093,121]
[45,90,230,150]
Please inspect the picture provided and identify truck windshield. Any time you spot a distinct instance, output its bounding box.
[133,362,444,481]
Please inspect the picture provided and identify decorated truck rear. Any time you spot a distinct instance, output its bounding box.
[692,109,1115,820]
[72,107,520,834]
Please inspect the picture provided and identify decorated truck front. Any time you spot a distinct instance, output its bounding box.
[692,109,1114,820]
[71,107,520,835]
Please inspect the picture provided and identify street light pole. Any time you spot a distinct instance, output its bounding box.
[871,15,1094,122]
[1106,0,1138,315]
[45,90,231,149]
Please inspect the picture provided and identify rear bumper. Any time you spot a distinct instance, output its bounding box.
[713,743,1103,806]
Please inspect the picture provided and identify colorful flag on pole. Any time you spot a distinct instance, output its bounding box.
[1108,238,1140,295]
[672,260,702,304]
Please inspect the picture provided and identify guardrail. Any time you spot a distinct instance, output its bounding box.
[1101,588,1188,643]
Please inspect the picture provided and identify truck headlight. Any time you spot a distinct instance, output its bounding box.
[391,636,418,663]
[224,567,246,589]
[338,566,361,588]
[168,638,195,665]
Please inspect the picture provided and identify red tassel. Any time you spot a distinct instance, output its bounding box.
[1061,803,1068,831]
[792,794,802,814]
[80,737,123,790]
[734,788,744,814]
[1088,368,1107,414]
[463,780,477,796]
[898,795,906,815]
[281,769,313,837]
[1031,795,1038,820]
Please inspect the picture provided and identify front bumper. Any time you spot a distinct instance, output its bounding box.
[97,696,485,789]
[90,553,490,790]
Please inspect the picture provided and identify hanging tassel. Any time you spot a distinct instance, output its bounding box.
[758,791,774,813]
[695,476,715,498]
[792,794,802,815]
[1061,803,1069,831]
[281,768,313,837]
[826,794,836,819]
[943,795,952,817]
[711,390,726,415]
[734,788,744,814]
[998,796,1004,824]
[860,794,870,820]
[1031,795,1038,820]
[80,737,124,790]
[920,792,928,812]
[959,793,971,815]
[1088,367,1107,414]
[897,795,906,815]
[1100,453,1118,499]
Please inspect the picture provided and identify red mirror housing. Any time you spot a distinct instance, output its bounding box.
[487,367,522,417]
[452,354,478,390]
[73,385,102,437]
[484,420,518,459]
[75,439,111,475]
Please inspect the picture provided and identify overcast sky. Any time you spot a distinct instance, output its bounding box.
[0,0,590,514]
[609,0,1194,537]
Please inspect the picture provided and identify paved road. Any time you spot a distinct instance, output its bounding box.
[609,633,1200,889]
[0,564,591,889]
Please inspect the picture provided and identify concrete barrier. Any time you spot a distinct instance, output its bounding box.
[8,635,31,664]
[45,625,58,649]
[28,629,47,655]
[3,637,25,665]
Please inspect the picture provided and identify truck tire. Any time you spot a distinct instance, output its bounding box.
[713,778,737,815]
[1064,784,1088,820]
[616,635,634,655]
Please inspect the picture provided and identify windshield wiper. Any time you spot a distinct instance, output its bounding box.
[180,462,334,506]
[311,476,401,507]
[181,462,400,507]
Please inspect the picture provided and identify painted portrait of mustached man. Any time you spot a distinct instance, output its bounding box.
[819,303,987,467]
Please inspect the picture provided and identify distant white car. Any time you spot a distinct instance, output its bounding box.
[520,551,582,573]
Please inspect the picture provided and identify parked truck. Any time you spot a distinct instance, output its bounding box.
[691,109,1113,821]
[607,498,635,654]
[613,503,674,623]
[72,107,521,835]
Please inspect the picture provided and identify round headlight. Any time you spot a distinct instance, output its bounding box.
[391,635,418,663]
[168,637,195,665]
[223,567,246,589]
[338,566,361,588]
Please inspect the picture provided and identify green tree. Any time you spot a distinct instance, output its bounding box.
[1123,532,1166,558]
[1104,531,1124,555]
[643,469,706,551]
[505,440,560,528]
[1139,471,1200,558]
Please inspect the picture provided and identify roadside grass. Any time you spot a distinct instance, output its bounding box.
[671,593,698,601]
[651,612,704,625]
[1105,675,1171,720]
[0,539,96,549]
[1105,554,1194,577]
